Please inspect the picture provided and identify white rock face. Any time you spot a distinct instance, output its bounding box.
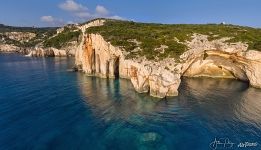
[0,44,19,52]
[75,19,105,67]
[75,21,261,98]
[26,48,67,57]
[51,48,67,56]
[4,32,36,42]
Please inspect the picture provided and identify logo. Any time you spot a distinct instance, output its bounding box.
[209,138,259,150]
[209,138,234,150]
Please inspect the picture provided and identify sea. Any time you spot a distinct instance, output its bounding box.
[0,53,260,150]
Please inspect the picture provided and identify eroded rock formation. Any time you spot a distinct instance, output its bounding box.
[181,34,261,88]
[75,20,261,98]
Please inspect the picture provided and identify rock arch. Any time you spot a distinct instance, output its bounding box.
[183,50,250,83]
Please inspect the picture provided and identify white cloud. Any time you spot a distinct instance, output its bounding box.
[74,12,91,18]
[95,5,109,16]
[59,0,87,12]
[110,15,125,20]
[57,1,125,23]
[67,21,76,24]
[40,16,55,23]
[40,16,64,26]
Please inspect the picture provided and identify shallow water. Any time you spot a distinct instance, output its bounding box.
[0,53,261,150]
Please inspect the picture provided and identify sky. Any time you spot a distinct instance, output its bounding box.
[0,0,260,27]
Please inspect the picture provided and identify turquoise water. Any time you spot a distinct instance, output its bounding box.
[0,53,261,150]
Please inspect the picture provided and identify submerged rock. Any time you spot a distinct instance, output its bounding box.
[139,132,162,143]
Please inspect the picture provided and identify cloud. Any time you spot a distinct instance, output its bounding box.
[40,16,55,23]
[40,16,64,26]
[59,0,87,12]
[67,21,76,24]
[57,0,125,24]
[110,15,125,20]
[74,12,91,18]
[95,5,109,16]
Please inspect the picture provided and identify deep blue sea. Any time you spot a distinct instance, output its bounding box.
[0,53,261,150]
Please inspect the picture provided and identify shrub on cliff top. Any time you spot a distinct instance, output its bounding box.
[86,19,261,60]
[43,29,81,49]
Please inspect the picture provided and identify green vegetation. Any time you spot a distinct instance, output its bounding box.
[43,27,81,49]
[86,19,261,59]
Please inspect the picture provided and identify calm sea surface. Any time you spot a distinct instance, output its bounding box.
[0,53,261,150]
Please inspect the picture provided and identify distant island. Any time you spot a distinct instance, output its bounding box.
[1,19,261,98]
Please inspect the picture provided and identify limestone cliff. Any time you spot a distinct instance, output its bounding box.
[75,19,261,98]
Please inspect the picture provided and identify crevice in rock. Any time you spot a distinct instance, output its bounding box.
[96,54,100,73]
[106,61,110,78]
[114,57,120,79]
[91,49,96,74]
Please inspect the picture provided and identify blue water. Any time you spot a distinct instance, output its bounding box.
[0,53,261,150]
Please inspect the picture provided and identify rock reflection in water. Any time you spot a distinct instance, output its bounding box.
[77,74,167,123]
[178,77,261,139]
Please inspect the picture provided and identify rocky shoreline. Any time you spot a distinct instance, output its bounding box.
[0,47,68,57]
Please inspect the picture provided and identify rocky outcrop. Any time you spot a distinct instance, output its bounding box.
[0,44,20,52]
[75,20,261,98]
[3,32,36,42]
[25,48,67,57]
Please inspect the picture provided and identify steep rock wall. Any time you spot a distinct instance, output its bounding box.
[75,20,105,67]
